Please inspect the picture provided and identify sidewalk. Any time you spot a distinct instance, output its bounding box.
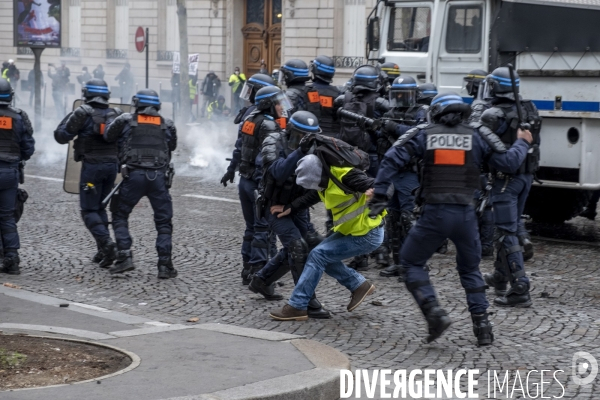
[0,285,349,400]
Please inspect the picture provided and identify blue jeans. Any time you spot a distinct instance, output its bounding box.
[288,226,384,310]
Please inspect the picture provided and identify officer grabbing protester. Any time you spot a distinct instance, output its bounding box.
[479,67,541,305]
[0,78,35,275]
[103,89,178,278]
[248,105,329,319]
[54,79,122,268]
[370,92,533,345]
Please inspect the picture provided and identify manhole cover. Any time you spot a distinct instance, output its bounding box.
[0,334,134,390]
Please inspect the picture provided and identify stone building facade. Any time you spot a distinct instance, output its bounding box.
[0,0,373,107]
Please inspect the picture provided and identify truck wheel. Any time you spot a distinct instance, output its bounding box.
[525,187,592,223]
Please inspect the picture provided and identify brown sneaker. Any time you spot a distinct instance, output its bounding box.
[269,304,308,321]
[347,281,375,312]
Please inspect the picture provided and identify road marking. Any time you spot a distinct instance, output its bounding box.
[182,194,240,203]
[25,174,63,182]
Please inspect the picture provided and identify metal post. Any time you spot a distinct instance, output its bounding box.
[43,82,46,117]
[31,47,44,131]
[145,27,149,89]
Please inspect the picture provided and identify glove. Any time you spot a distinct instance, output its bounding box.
[220,170,235,187]
[383,120,399,135]
[368,193,388,218]
[356,117,368,130]
[299,133,316,154]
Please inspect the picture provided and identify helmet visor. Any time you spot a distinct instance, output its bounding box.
[482,79,493,100]
[239,81,254,102]
[389,89,416,108]
[273,92,293,118]
[287,128,304,151]
[278,70,285,87]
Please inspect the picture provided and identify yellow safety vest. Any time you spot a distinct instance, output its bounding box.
[228,73,246,93]
[189,79,197,100]
[318,166,385,236]
[1,69,9,82]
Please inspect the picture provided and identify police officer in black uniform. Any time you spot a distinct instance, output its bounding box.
[479,67,541,305]
[55,79,121,268]
[416,83,438,107]
[104,89,178,278]
[0,78,34,275]
[370,92,533,345]
[221,73,276,284]
[464,69,490,124]
[379,62,401,89]
[307,55,341,138]
[376,76,428,277]
[247,96,329,319]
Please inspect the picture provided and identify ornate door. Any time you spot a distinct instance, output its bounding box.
[242,0,282,77]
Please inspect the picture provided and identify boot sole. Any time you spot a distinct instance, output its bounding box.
[109,266,135,274]
[269,313,308,321]
[424,318,452,343]
[494,299,532,308]
[249,283,283,301]
[307,310,331,319]
[380,270,400,277]
[347,284,375,312]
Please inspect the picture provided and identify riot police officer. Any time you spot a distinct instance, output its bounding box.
[463,70,495,258]
[376,76,427,277]
[248,104,329,319]
[480,67,541,305]
[370,92,533,345]
[54,79,121,268]
[307,55,342,138]
[379,62,401,88]
[278,59,317,115]
[220,73,276,284]
[103,89,177,278]
[416,83,438,107]
[0,78,35,275]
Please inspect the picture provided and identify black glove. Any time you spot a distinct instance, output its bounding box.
[383,120,399,135]
[356,117,368,130]
[368,193,388,218]
[299,133,316,154]
[220,170,235,187]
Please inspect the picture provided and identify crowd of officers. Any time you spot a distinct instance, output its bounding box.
[221,55,542,346]
[0,52,542,346]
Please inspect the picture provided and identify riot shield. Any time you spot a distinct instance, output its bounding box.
[63,99,131,194]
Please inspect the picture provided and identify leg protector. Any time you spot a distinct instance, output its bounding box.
[304,230,324,251]
[288,238,309,284]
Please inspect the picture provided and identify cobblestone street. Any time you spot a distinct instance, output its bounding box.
[5,153,600,399]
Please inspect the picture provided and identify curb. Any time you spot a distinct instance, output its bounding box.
[164,338,349,400]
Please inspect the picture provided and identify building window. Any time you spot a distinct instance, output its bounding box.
[343,0,366,58]
[445,5,482,53]
[387,7,431,52]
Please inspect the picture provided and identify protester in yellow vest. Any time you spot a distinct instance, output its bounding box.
[270,152,385,321]
[228,67,246,113]
[207,95,231,120]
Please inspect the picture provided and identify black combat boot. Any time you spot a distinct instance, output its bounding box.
[519,235,534,262]
[484,271,508,297]
[98,238,117,268]
[348,255,369,271]
[157,258,178,279]
[109,250,135,274]
[0,254,20,275]
[248,275,283,300]
[305,230,324,251]
[580,207,597,221]
[307,296,331,319]
[371,245,390,268]
[481,246,494,259]
[92,250,104,263]
[472,313,494,346]
[380,264,402,277]
[241,262,252,285]
[421,301,452,343]
[494,281,532,308]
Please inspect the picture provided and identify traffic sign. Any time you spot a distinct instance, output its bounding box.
[135,26,146,53]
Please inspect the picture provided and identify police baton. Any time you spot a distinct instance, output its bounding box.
[506,64,530,131]
[101,180,123,208]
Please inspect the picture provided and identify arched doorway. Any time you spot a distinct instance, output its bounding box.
[242,0,282,77]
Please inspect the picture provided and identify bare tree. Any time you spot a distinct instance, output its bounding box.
[177,0,190,124]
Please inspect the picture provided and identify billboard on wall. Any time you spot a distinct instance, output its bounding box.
[14,0,61,48]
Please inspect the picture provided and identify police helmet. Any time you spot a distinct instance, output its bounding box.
[239,73,275,104]
[82,78,110,104]
[429,92,471,122]
[379,62,400,85]
[255,86,293,118]
[271,69,280,83]
[483,67,518,100]
[351,64,382,92]
[389,76,417,108]
[279,59,310,86]
[287,111,322,150]
[132,89,161,111]
[0,78,14,106]
[417,83,438,105]
[463,69,488,97]
[310,55,336,83]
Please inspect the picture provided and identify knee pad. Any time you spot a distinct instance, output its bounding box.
[157,222,173,235]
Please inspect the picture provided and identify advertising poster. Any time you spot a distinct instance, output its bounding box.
[14,0,61,48]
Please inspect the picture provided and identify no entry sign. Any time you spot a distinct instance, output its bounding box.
[135,26,146,53]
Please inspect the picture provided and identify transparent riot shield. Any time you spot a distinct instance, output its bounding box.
[63,100,131,194]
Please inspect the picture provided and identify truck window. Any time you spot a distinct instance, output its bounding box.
[387,7,431,52]
[445,5,482,53]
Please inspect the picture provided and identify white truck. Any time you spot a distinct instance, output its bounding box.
[366,0,600,222]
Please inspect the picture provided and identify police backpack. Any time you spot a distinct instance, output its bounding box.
[338,91,379,151]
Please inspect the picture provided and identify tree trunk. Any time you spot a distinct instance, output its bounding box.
[177,0,190,125]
